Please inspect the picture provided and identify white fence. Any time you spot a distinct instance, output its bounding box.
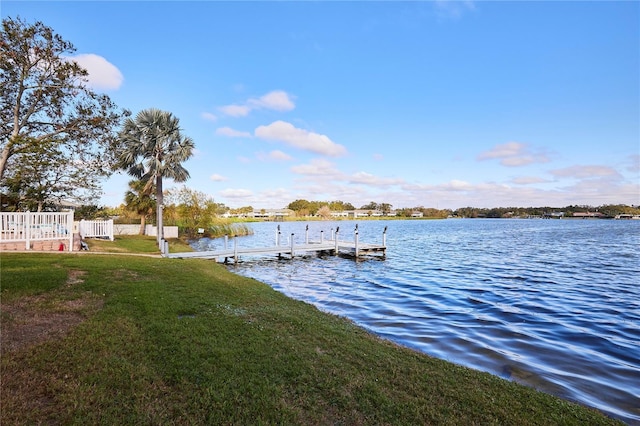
[78,219,114,240]
[111,224,178,237]
[144,225,179,239]
[0,211,74,251]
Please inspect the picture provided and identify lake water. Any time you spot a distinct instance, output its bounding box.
[192,219,640,424]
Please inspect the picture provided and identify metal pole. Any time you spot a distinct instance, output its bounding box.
[224,235,228,249]
[305,224,309,244]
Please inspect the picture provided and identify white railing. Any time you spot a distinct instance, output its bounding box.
[79,219,114,241]
[0,211,74,251]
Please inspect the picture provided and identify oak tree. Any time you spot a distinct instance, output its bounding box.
[1,17,127,206]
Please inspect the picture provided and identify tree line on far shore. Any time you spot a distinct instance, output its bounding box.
[452,204,640,218]
[81,194,640,229]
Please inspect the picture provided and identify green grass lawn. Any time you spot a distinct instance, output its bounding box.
[83,235,193,254]
[0,249,622,425]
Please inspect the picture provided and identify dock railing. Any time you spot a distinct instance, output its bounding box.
[163,224,387,262]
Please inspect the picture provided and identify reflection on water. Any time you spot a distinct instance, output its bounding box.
[195,219,640,424]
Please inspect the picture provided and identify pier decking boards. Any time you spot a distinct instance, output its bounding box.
[164,225,387,263]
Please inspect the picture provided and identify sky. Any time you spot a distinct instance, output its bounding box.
[4,1,639,210]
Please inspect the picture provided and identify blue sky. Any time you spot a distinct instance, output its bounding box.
[4,1,639,210]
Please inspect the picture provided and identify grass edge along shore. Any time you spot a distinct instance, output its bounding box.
[1,237,623,425]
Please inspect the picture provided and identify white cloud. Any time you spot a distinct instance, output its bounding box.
[627,154,640,173]
[478,142,524,159]
[210,174,228,182]
[557,177,639,205]
[201,112,218,122]
[348,171,404,187]
[500,156,538,167]
[392,169,639,209]
[290,158,340,176]
[511,176,549,185]
[67,53,123,90]
[446,179,474,191]
[216,187,293,209]
[257,150,293,162]
[255,121,347,157]
[261,188,291,199]
[248,90,295,111]
[216,126,252,138]
[219,188,254,199]
[219,90,296,117]
[219,104,251,117]
[478,142,549,167]
[550,165,619,179]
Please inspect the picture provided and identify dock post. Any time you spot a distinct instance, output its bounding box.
[382,226,387,247]
[276,225,281,246]
[354,225,359,258]
[234,235,238,263]
[305,225,309,244]
[224,235,228,250]
[290,233,295,259]
[320,230,324,243]
[334,227,339,255]
[164,239,169,255]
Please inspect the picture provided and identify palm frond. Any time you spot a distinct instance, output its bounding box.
[117,108,194,183]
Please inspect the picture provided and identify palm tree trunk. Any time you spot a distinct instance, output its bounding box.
[156,174,164,247]
[139,215,146,235]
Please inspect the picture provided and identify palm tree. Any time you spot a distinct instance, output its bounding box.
[117,109,194,246]
[124,179,156,235]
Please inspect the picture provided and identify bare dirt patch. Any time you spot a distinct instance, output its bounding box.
[65,269,87,286]
[111,268,141,281]
[0,269,103,355]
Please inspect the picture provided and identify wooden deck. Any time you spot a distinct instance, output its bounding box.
[164,225,387,263]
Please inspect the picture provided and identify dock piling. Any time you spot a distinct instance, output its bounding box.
[290,233,295,258]
[354,226,359,258]
[233,235,238,263]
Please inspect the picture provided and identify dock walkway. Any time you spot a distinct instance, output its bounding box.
[163,225,387,263]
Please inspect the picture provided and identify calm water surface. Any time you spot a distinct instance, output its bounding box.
[193,219,640,423]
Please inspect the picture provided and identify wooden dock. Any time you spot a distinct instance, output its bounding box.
[163,225,387,263]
